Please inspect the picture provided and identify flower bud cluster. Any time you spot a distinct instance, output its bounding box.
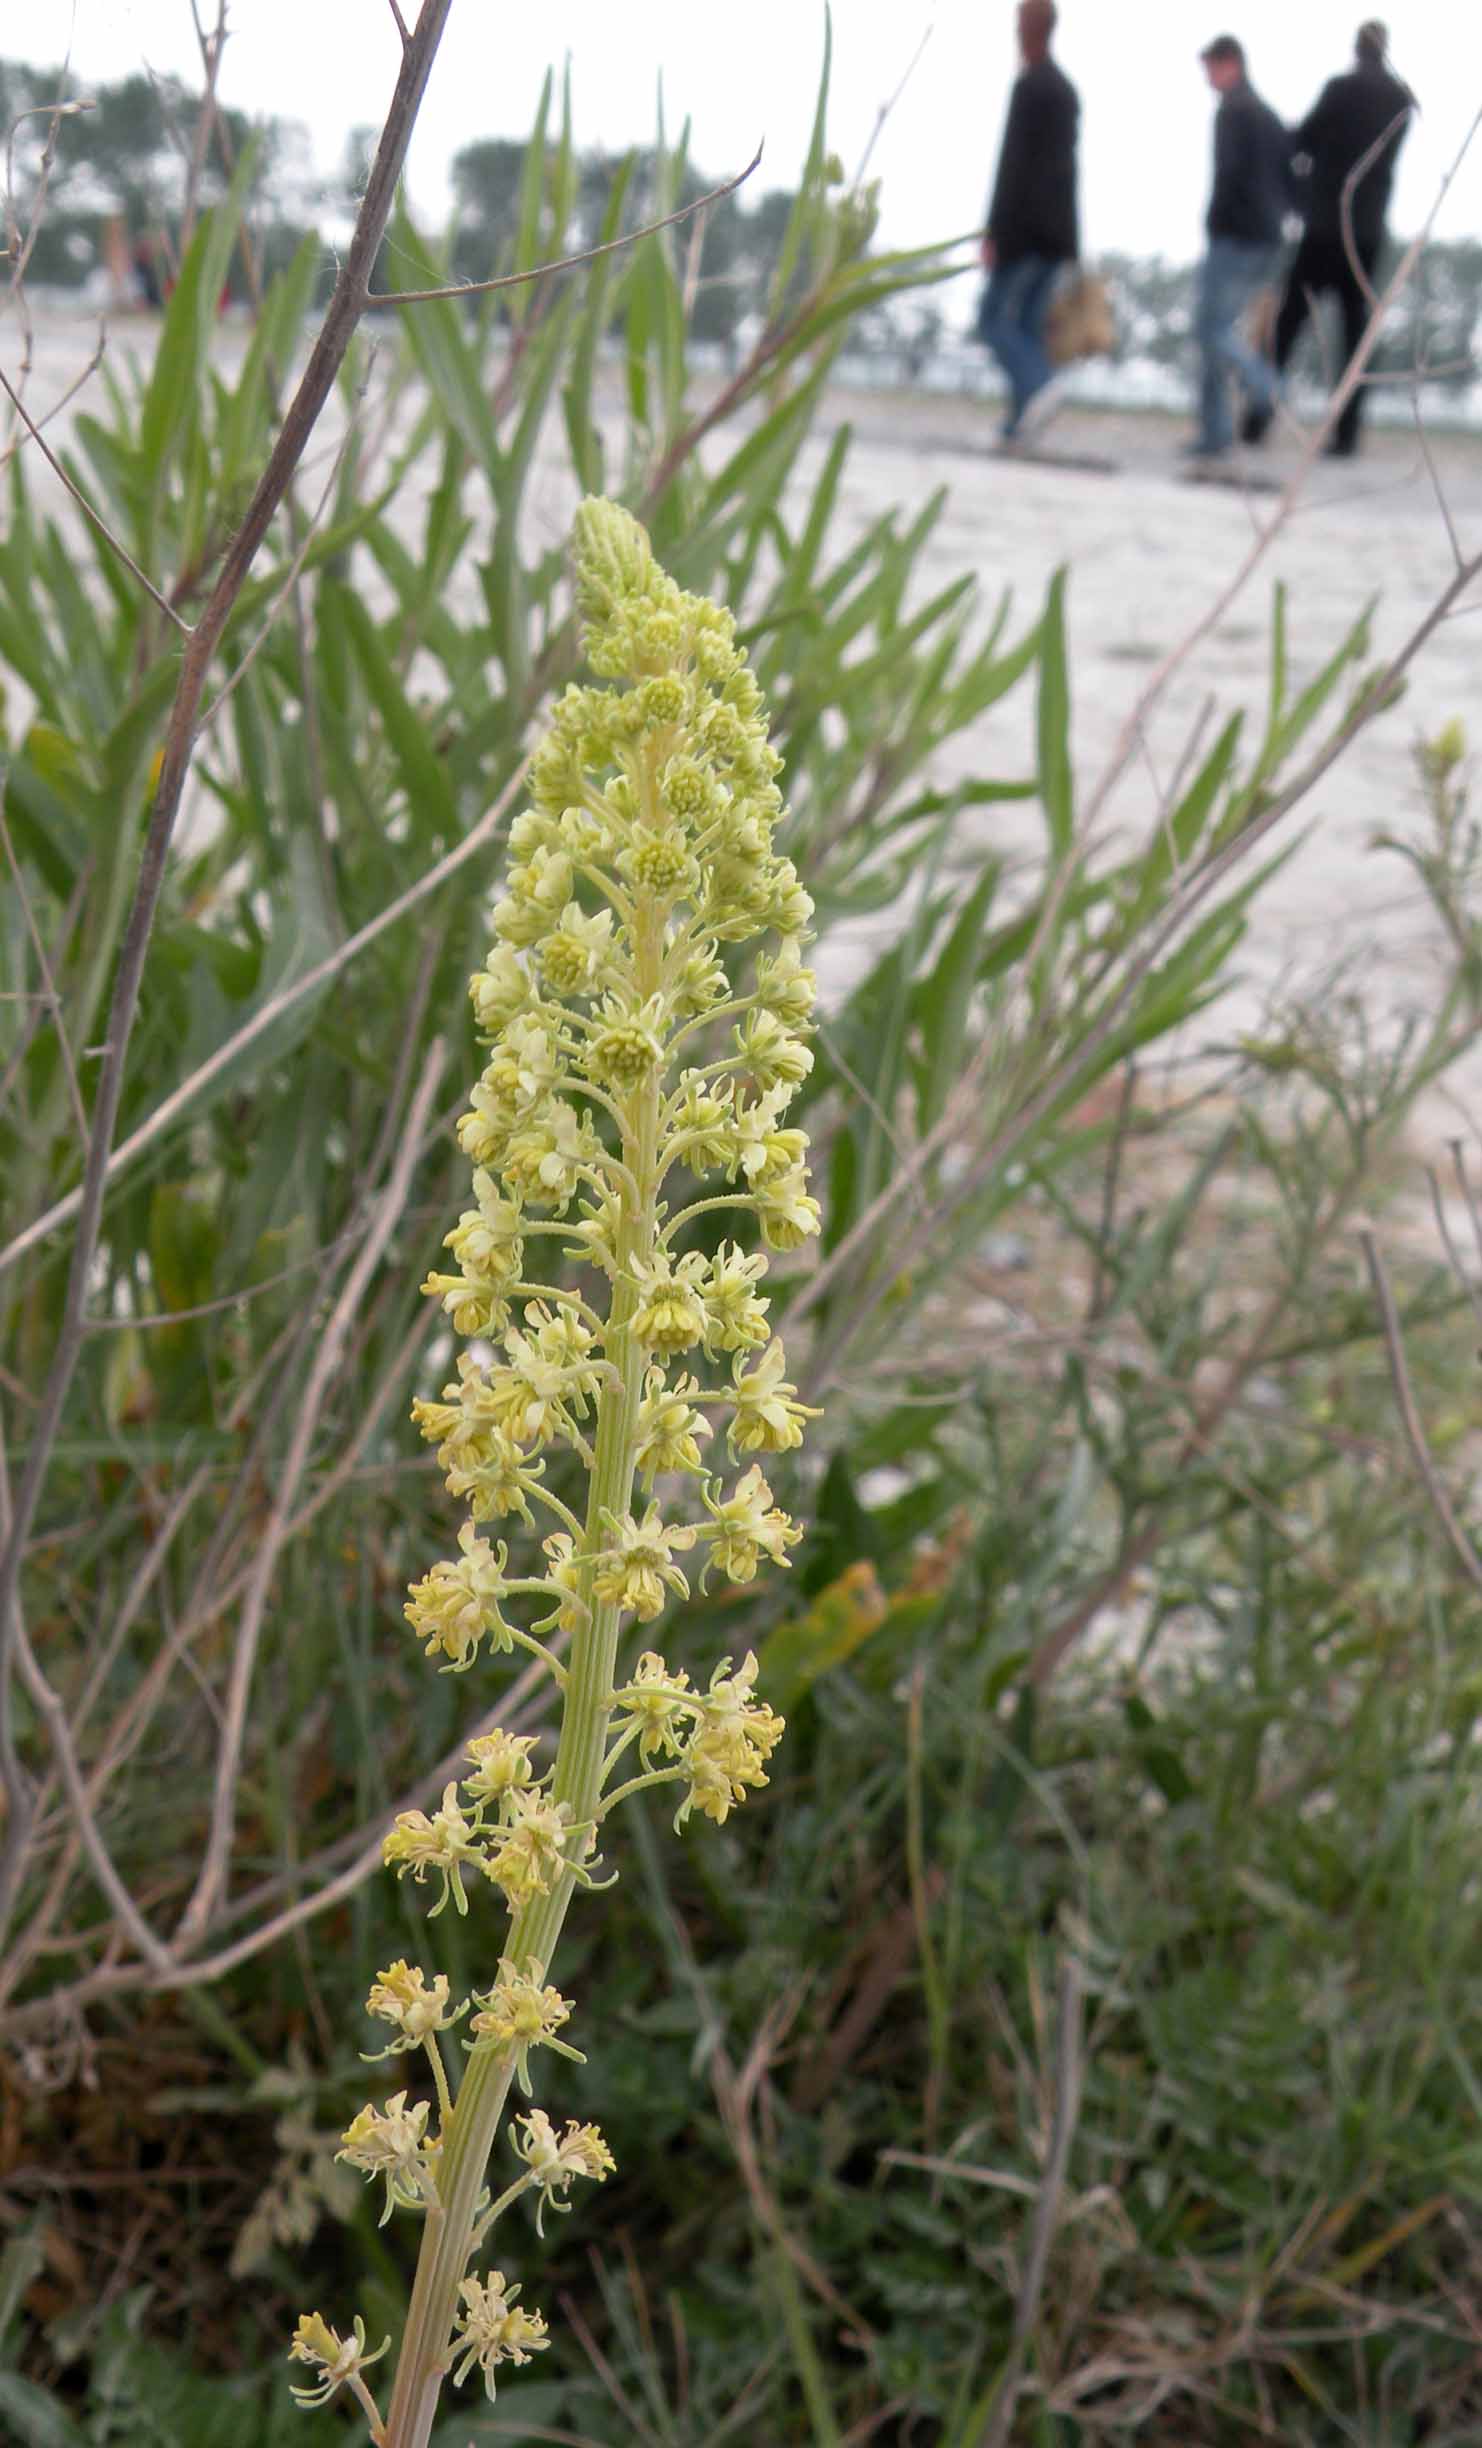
[381,1731,581,1918]
[611,1649,785,1827]
[301,501,823,2433]
[402,493,817,1833]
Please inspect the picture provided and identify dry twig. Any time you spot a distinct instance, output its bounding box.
[1359,1223,1482,1599]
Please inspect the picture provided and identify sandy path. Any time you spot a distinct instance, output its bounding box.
[795,389,1482,1148]
[10,313,1482,1146]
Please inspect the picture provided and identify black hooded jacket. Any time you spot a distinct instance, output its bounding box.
[986,57,1080,265]
[1291,58,1416,244]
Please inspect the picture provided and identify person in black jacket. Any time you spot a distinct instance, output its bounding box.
[1188,34,1291,459]
[1263,20,1416,456]
[976,0,1080,445]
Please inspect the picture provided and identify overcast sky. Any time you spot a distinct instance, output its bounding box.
[42,2,1482,278]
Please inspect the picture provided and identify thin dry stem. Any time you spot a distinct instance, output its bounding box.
[0,804,88,1142]
[176,1040,446,1946]
[0,365,192,632]
[980,1957,1086,2448]
[1359,1223,1482,1599]
[0,324,105,475]
[178,0,229,257]
[370,144,762,305]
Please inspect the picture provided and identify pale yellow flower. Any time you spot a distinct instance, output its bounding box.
[593,1505,697,1622]
[287,2311,388,2410]
[510,2108,615,2233]
[461,1730,541,1804]
[365,1961,460,2054]
[699,1465,801,1586]
[337,2091,439,2224]
[468,1958,582,2092]
[382,1784,486,1918]
[728,1339,821,1457]
[449,2269,550,2401]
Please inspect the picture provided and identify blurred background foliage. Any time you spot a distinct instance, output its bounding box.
[6,48,1481,392]
[3,45,1482,2448]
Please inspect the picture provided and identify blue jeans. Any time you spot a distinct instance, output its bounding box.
[977,255,1059,433]
[1195,238,1281,449]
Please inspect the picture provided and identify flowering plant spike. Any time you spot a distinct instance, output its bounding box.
[292,498,819,2448]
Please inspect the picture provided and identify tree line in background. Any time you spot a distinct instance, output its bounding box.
[6,52,1482,383]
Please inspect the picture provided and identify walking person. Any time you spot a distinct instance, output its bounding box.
[1188,33,1291,462]
[1263,20,1416,457]
[977,0,1080,447]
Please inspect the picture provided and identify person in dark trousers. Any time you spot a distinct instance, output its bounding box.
[1262,19,1416,457]
[1189,33,1291,459]
[977,0,1080,446]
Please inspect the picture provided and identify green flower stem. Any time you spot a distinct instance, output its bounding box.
[471,2169,539,2251]
[422,2035,453,2130]
[526,1485,586,1540]
[506,1280,608,1330]
[381,967,661,2448]
[349,2374,390,2442]
[659,1193,758,1242]
[598,1765,686,1818]
[668,1001,757,1060]
[506,1627,570,1687]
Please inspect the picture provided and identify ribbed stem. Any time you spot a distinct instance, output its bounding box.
[382,976,661,2448]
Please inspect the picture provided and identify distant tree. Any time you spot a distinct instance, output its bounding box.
[448,136,531,286]
[447,134,800,351]
[0,54,312,292]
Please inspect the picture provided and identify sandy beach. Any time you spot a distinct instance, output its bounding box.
[11,312,1482,1148]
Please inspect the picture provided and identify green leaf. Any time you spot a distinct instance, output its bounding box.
[148,1184,220,1314]
[508,69,555,326]
[336,590,458,842]
[4,720,93,895]
[913,854,1003,1132]
[0,2374,87,2448]
[562,151,636,493]
[0,2222,46,2354]
[770,6,833,310]
[216,234,320,490]
[139,140,261,489]
[1036,566,1074,858]
[1114,710,1244,938]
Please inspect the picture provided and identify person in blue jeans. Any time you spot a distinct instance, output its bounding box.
[978,0,1080,445]
[1190,34,1292,458]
